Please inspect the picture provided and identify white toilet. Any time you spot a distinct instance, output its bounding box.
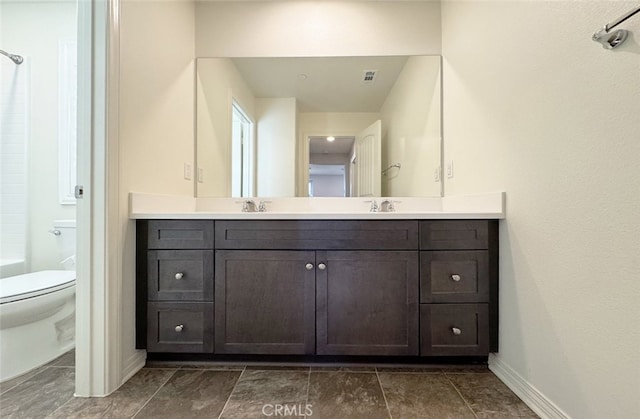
[0,220,76,382]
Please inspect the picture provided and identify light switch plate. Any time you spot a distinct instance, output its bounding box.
[446,161,454,179]
[197,167,204,183]
[434,166,441,182]
[184,163,192,180]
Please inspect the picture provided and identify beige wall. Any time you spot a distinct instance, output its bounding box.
[256,97,297,197]
[195,1,441,57]
[119,0,195,376]
[1,1,76,272]
[442,1,640,418]
[380,56,441,197]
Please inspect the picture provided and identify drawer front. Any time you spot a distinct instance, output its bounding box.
[420,221,489,250]
[216,220,419,250]
[148,220,214,249]
[148,250,213,301]
[147,302,213,353]
[420,251,489,303]
[420,304,489,356]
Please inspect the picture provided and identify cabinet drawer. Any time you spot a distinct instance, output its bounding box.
[215,220,418,250]
[148,220,214,249]
[420,251,489,303]
[420,304,489,356]
[147,302,213,353]
[148,250,213,301]
[420,221,490,250]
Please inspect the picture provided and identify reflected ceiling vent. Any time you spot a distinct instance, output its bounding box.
[361,70,378,84]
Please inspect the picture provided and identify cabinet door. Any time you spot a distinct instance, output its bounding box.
[215,250,316,354]
[316,251,419,356]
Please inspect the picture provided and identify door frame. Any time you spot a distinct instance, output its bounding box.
[75,0,121,396]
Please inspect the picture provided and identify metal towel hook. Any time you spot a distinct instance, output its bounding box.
[592,6,640,49]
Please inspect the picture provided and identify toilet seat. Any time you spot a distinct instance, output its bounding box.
[0,271,75,304]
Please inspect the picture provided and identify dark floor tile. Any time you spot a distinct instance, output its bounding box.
[443,364,490,374]
[244,365,310,372]
[220,370,309,419]
[0,367,75,419]
[134,370,241,419]
[47,368,176,418]
[376,366,444,373]
[144,361,245,371]
[179,364,245,371]
[310,366,376,372]
[378,372,475,418]
[49,350,76,367]
[448,373,539,418]
[0,366,49,395]
[307,371,389,419]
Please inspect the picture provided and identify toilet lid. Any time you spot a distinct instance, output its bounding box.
[0,270,75,304]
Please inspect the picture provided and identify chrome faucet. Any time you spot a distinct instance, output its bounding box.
[258,200,271,212]
[380,200,396,212]
[241,199,258,212]
[365,200,379,212]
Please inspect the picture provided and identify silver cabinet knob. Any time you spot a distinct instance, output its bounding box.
[305,263,314,271]
[451,274,461,282]
[175,325,184,332]
[318,263,327,271]
[452,327,462,335]
[175,272,184,280]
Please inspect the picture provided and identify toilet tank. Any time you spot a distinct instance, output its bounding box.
[52,220,76,270]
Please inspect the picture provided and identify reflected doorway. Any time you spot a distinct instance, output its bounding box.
[231,102,254,197]
[308,136,355,197]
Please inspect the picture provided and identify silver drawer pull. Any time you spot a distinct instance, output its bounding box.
[175,272,184,280]
[318,263,327,271]
[451,274,461,282]
[305,263,314,271]
[452,327,462,335]
[175,324,184,332]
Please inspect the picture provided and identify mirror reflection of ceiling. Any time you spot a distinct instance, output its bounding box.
[309,136,355,154]
[231,56,409,112]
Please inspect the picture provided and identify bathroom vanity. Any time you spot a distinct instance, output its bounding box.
[132,194,503,361]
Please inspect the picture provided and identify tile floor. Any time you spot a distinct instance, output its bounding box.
[0,351,538,418]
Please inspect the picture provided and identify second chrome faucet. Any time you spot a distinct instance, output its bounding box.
[240,199,269,212]
[366,199,397,212]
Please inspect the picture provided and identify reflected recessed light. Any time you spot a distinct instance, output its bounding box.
[297,73,308,80]
[327,136,335,142]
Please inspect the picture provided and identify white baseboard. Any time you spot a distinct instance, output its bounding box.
[489,354,570,419]
[121,350,146,385]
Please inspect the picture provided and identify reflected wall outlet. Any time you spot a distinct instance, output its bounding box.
[197,167,204,183]
[446,161,454,179]
[184,163,192,180]
[434,166,441,182]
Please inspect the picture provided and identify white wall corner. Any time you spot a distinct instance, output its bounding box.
[489,354,570,419]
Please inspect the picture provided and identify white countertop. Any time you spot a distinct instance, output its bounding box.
[129,192,505,220]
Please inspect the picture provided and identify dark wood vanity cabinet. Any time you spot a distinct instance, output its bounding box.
[214,220,420,356]
[137,218,498,358]
[419,220,499,356]
[137,220,215,353]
